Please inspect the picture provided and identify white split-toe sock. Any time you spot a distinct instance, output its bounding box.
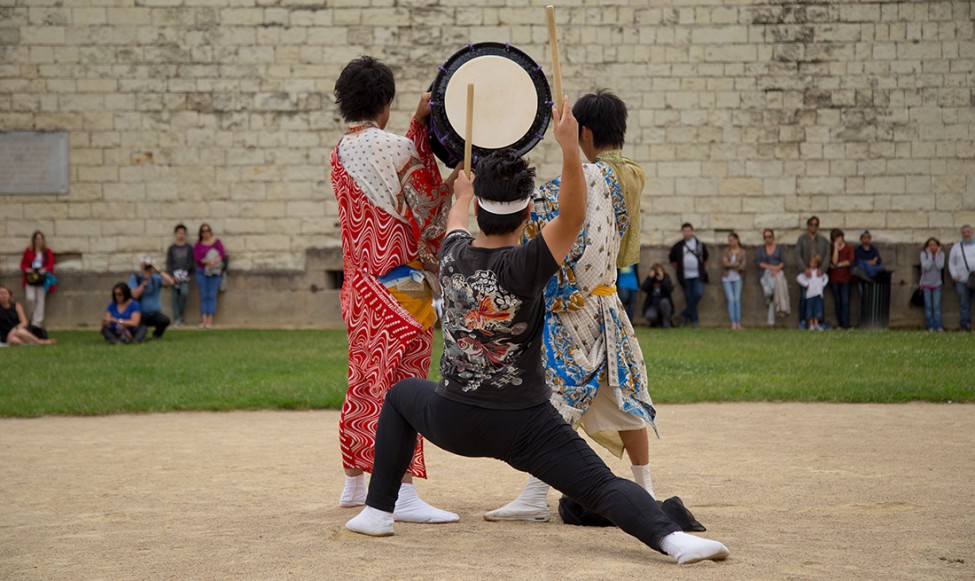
[660,531,730,564]
[345,506,394,537]
[483,475,551,522]
[630,464,656,499]
[392,483,459,523]
[339,474,367,508]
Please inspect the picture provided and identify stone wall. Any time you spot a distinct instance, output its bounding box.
[1,0,972,327]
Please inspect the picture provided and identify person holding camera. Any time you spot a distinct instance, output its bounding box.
[129,256,174,340]
[641,263,675,328]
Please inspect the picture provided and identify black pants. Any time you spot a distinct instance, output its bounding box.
[368,378,681,553]
[101,324,147,344]
[142,311,170,338]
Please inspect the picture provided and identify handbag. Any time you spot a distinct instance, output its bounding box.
[961,246,975,291]
[28,324,47,339]
[26,271,44,286]
[910,288,924,307]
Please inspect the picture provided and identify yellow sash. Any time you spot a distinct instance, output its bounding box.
[590,284,617,296]
[387,260,437,330]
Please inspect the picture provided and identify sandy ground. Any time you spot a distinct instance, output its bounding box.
[1,403,972,580]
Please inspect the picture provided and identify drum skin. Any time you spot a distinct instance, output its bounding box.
[428,42,552,168]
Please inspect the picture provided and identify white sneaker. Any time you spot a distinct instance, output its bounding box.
[393,483,458,523]
[661,531,730,565]
[484,475,550,522]
[346,506,394,537]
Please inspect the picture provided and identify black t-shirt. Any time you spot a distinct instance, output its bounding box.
[435,229,560,409]
[0,303,18,343]
[167,244,194,276]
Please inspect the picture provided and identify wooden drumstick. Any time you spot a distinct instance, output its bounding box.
[464,83,474,178]
[546,5,564,113]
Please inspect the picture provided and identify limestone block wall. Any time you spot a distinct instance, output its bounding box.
[0,0,972,327]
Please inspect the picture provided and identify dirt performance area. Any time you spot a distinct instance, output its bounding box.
[1,403,972,580]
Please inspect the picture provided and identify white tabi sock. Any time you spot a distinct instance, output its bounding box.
[630,464,656,499]
[345,506,394,537]
[393,483,459,523]
[339,474,367,508]
[483,475,551,522]
[660,531,730,565]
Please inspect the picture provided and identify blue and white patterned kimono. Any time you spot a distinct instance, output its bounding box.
[524,162,657,456]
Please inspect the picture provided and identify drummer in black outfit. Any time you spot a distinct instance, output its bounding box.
[343,98,730,566]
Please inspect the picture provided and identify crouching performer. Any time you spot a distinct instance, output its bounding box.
[344,99,730,565]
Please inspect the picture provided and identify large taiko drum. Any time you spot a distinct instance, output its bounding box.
[427,42,553,168]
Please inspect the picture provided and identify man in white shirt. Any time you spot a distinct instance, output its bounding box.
[948,224,975,331]
[668,223,709,327]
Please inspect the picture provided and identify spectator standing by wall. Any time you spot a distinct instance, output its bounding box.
[795,216,830,329]
[720,232,746,329]
[948,224,975,331]
[129,256,175,339]
[796,255,828,331]
[829,229,854,330]
[166,224,194,328]
[194,223,225,329]
[19,230,56,328]
[919,238,945,332]
[756,229,787,328]
[668,223,708,327]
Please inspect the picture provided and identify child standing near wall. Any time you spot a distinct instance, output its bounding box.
[797,255,829,331]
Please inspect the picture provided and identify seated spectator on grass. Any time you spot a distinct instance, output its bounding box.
[102,283,146,344]
[129,256,174,340]
[0,285,56,346]
[640,263,674,328]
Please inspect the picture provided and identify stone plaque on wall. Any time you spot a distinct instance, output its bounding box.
[0,132,69,194]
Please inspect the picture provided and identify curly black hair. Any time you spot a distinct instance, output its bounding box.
[334,56,396,123]
[572,89,627,149]
[474,149,536,236]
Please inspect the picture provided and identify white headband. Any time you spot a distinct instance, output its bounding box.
[476,196,531,215]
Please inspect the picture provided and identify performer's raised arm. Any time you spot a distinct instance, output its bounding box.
[540,96,586,262]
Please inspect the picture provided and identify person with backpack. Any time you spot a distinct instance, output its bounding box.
[668,223,709,327]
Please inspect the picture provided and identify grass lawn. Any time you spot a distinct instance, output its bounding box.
[0,328,971,417]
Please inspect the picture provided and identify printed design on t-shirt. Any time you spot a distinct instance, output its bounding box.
[440,267,527,393]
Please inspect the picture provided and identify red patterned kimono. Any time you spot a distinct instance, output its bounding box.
[330,117,450,478]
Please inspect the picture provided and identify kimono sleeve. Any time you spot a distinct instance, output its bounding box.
[398,131,451,274]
